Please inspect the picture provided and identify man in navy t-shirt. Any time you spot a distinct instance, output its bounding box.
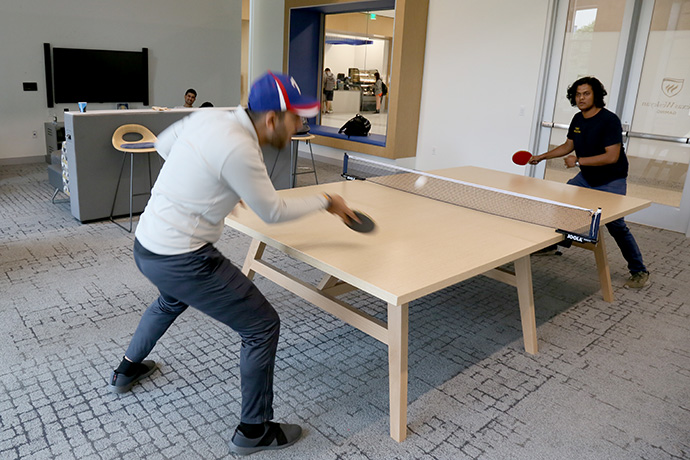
[530,76,649,288]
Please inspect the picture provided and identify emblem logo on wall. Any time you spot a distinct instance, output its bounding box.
[661,78,683,98]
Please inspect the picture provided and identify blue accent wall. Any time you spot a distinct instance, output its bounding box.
[288,9,322,124]
[287,0,395,142]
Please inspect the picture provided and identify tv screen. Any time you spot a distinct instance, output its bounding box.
[52,47,149,104]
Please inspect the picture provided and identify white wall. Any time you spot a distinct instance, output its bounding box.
[305,0,552,173]
[414,0,550,173]
[0,0,242,162]
[324,39,388,82]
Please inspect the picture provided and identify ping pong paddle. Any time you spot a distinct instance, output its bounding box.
[345,210,376,233]
[512,150,532,166]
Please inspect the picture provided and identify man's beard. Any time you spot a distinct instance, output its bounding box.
[270,133,289,150]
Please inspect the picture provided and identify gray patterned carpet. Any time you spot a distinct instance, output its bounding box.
[1,161,688,460]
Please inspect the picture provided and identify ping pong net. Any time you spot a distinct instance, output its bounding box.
[342,154,602,244]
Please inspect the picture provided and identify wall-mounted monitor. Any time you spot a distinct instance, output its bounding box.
[47,45,149,105]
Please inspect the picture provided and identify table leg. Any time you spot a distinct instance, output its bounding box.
[514,256,538,355]
[388,302,409,442]
[242,239,266,280]
[317,274,339,290]
[593,236,613,302]
[573,236,614,302]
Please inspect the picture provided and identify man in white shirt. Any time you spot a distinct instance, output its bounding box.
[107,72,356,455]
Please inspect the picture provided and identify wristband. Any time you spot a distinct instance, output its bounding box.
[575,160,580,167]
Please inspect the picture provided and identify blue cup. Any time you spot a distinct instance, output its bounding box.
[78,102,87,113]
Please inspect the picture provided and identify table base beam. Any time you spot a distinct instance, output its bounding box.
[243,245,389,344]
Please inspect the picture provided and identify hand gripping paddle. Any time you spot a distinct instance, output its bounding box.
[512,150,532,166]
[345,210,376,233]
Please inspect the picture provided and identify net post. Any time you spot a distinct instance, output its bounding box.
[555,228,598,244]
[588,208,602,241]
[341,153,367,180]
[556,206,601,244]
[343,152,350,176]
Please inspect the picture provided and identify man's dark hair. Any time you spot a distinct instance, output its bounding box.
[200,101,214,108]
[246,109,287,123]
[185,88,197,97]
[566,77,607,108]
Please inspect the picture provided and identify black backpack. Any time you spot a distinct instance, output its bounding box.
[339,114,371,137]
[381,82,388,96]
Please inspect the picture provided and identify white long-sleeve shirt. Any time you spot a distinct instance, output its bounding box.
[135,107,328,255]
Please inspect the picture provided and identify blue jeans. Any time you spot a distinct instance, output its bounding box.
[126,239,279,424]
[567,173,646,274]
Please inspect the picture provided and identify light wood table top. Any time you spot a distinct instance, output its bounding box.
[226,166,649,306]
[224,165,651,442]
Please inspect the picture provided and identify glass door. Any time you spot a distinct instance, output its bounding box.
[619,0,690,233]
[535,0,690,236]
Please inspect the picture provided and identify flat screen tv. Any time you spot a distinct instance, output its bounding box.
[51,47,149,104]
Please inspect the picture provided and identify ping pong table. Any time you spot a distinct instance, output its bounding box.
[224,162,650,442]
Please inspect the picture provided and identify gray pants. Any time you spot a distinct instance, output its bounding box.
[126,239,279,424]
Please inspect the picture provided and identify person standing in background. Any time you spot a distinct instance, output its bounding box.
[530,76,649,289]
[374,72,383,114]
[322,68,335,114]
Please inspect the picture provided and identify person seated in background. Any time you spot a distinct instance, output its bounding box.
[182,88,197,108]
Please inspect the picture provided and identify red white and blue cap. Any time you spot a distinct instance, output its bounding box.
[248,71,320,118]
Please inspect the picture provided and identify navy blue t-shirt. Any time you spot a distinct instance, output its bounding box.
[567,108,628,186]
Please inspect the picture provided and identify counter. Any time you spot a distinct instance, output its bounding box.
[332,89,361,113]
[63,108,292,222]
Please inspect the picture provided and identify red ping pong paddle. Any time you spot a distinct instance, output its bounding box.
[345,210,376,233]
[512,150,532,166]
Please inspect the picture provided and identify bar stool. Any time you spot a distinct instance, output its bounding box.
[109,124,157,232]
[289,134,318,187]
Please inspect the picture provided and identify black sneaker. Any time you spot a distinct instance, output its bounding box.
[108,360,157,394]
[229,421,302,456]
